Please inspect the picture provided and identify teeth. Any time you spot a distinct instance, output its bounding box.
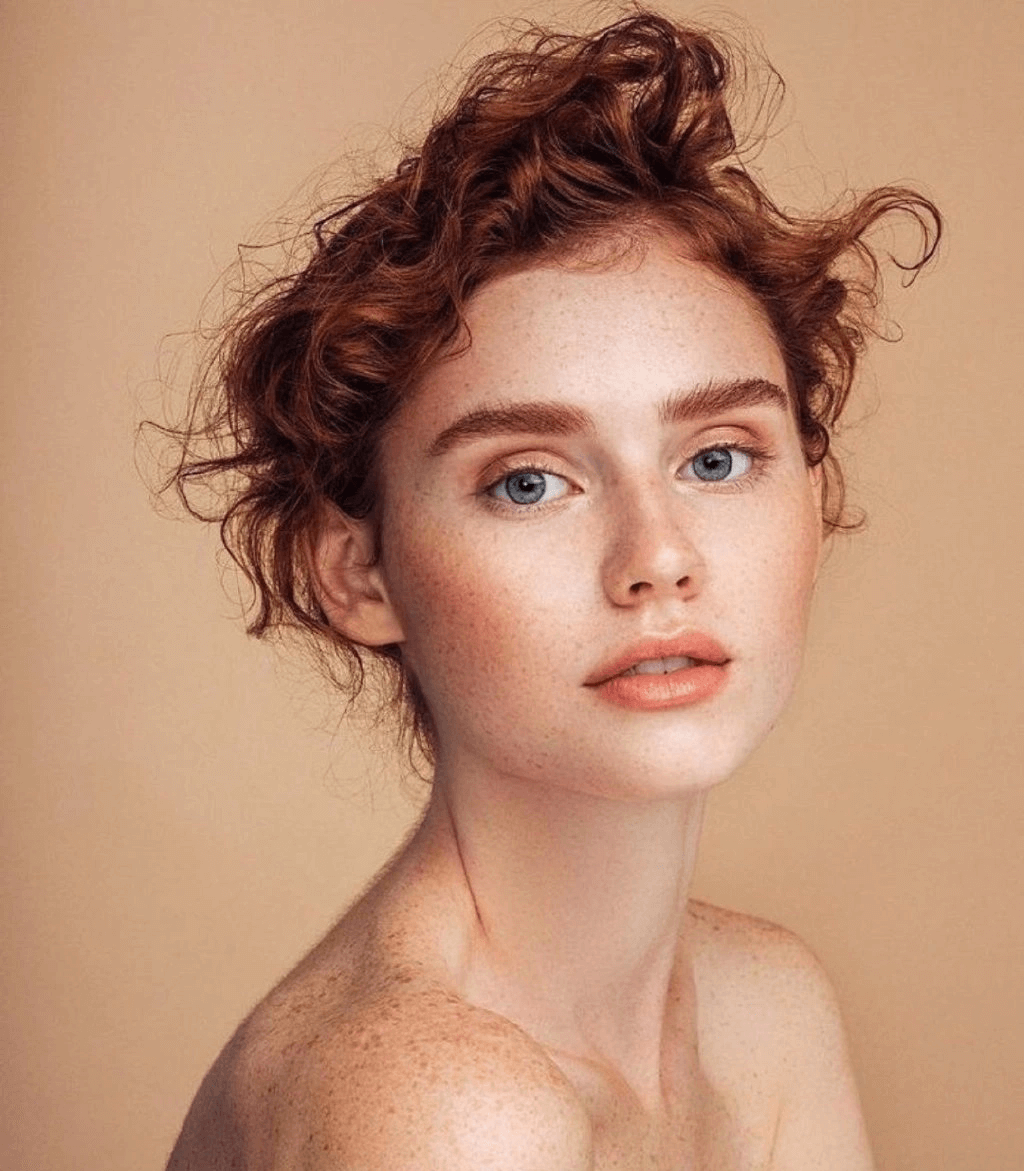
[623,656,697,676]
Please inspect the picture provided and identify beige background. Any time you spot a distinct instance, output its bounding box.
[2,1,1021,1168]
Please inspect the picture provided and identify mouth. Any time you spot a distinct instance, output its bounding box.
[618,655,702,677]
[586,634,730,686]
[585,634,731,711]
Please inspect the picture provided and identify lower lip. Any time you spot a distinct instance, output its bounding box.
[592,663,729,711]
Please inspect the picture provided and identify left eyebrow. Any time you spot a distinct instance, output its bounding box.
[658,377,790,425]
[426,377,789,458]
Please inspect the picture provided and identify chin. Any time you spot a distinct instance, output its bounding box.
[480,714,773,803]
[591,728,767,800]
[566,678,798,800]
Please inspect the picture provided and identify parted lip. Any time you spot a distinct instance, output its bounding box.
[584,633,731,686]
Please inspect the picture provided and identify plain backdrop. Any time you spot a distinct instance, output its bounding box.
[2,1,1021,1169]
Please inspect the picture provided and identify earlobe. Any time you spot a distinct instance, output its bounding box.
[310,503,405,648]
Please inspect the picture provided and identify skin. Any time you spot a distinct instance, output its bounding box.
[166,235,874,1170]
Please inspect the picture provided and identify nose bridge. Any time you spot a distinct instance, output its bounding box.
[602,470,704,605]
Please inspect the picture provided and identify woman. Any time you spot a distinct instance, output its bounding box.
[164,11,939,1168]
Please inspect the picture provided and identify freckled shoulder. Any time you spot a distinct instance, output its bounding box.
[686,900,873,1169]
[687,899,831,982]
[686,899,843,1068]
[166,962,594,1171]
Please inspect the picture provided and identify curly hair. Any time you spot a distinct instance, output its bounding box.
[161,9,941,761]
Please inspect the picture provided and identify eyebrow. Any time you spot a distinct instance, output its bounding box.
[658,377,789,425]
[426,377,789,457]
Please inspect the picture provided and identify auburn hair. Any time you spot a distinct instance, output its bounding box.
[161,9,940,760]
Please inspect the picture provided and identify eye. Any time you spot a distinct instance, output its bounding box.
[683,446,754,483]
[488,468,571,506]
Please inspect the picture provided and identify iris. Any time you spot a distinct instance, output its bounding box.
[692,448,733,481]
[503,470,547,504]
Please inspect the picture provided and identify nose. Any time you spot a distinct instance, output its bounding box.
[601,481,705,608]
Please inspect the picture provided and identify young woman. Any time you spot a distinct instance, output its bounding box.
[164,11,939,1168]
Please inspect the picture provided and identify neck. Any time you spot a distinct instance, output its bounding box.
[410,756,708,1099]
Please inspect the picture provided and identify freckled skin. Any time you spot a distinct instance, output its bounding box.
[379,241,822,797]
[166,240,873,1171]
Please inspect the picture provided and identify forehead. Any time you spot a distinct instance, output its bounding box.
[396,238,788,443]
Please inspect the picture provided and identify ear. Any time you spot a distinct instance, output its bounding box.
[309,503,405,647]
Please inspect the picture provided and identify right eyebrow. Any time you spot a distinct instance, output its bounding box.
[426,401,594,457]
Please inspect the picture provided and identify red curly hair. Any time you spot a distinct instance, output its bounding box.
[163,9,940,759]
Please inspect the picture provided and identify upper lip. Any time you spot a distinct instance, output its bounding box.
[585,633,731,686]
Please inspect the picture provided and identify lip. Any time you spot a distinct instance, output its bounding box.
[584,633,731,686]
[584,633,731,712]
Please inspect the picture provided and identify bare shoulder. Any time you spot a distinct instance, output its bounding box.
[166,961,593,1171]
[687,900,874,1170]
[687,899,839,1004]
[686,898,850,1073]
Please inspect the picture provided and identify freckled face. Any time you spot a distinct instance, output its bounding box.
[375,239,822,797]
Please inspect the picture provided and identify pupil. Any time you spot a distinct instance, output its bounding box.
[695,449,732,481]
[506,471,546,504]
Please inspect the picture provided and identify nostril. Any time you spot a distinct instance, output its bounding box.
[627,573,691,596]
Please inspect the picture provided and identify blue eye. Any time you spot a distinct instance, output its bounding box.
[489,469,570,506]
[686,447,753,482]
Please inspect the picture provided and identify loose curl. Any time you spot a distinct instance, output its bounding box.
[157,9,941,761]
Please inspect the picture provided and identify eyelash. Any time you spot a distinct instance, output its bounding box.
[479,441,774,511]
[479,461,571,513]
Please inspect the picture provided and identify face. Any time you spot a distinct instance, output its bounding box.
[372,236,822,798]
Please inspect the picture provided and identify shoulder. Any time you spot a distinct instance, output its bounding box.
[687,901,873,1170]
[291,979,594,1170]
[687,899,840,1009]
[167,970,593,1171]
[687,898,851,1072]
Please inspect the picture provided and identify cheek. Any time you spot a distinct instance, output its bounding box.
[714,489,821,655]
[382,515,566,706]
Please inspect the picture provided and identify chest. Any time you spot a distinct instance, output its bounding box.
[556,1056,776,1171]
